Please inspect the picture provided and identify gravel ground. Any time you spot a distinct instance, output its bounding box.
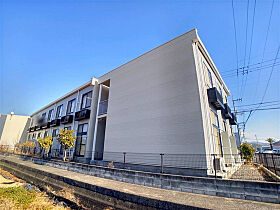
[230,164,275,182]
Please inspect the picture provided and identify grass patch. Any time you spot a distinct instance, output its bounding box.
[0,187,35,209]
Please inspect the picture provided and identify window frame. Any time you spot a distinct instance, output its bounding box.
[75,123,88,157]
[66,99,76,114]
[56,104,63,118]
[80,91,92,110]
[48,109,54,121]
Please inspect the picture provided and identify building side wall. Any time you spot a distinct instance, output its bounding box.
[102,30,207,156]
[0,114,30,147]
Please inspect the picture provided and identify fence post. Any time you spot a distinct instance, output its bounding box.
[160,154,164,173]
[271,154,277,175]
[123,152,126,168]
[213,154,217,178]
[264,153,268,169]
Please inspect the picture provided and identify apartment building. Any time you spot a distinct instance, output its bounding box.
[27,29,239,176]
[0,113,30,147]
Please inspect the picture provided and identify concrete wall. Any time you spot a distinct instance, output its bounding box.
[0,114,31,147]
[2,154,278,204]
[100,29,206,157]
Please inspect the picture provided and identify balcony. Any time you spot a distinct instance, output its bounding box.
[207,87,224,110]
[41,122,50,129]
[75,109,90,121]
[229,113,237,125]
[98,100,108,116]
[29,127,35,132]
[222,104,233,119]
[50,119,60,127]
[61,115,73,124]
[35,125,41,131]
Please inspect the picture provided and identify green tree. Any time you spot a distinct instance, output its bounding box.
[239,143,256,162]
[37,136,53,157]
[57,129,76,161]
[266,138,275,150]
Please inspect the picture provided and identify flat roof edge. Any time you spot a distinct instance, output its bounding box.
[31,78,97,116]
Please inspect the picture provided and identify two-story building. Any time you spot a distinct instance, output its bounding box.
[27,29,239,177]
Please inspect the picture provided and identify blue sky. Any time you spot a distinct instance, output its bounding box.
[0,0,279,142]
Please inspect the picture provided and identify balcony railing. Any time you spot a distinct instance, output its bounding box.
[207,87,224,110]
[98,100,108,116]
[222,104,232,119]
[229,113,237,125]
[61,115,73,124]
[41,122,50,129]
[35,125,41,131]
[29,127,35,132]
[50,119,60,127]
[75,109,91,121]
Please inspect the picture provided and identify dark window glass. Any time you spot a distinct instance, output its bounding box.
[75,123,88,157]
[81,91,92,109]
[208,69,213,88]
[67,99,76,114]
[48,109,54,121]
[56,105,63,118]
[52,129,59,138]
[44,131,48,138]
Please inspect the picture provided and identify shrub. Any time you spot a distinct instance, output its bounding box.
[239,143,255,162]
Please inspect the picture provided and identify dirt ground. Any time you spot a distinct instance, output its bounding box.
[230,164,275,182]
[0,174,23,188]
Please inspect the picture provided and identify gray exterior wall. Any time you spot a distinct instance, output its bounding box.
[100,29,206,155]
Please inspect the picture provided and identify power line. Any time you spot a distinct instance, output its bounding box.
[235,100,280,107]
[240,0,250,98]
[252,0,275,103]
[241,0,257,99]
[222,61,280,78]
[220,57,280,74]
[231,0,240,95]
[238,106,280,114]
[244,44,280,125]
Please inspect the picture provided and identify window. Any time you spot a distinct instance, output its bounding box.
[56,104,63,118]
[81,91,92,109]
[219,87,223,100]
[64,126,71,130]
[75,123,88,156]
[42,112,46,119]
[223,120,227,132]
[52,129,59,138]
[32,133,36,139]
[208,68,213,88]
[37,132,41,139]
[48,109,54,121]
[210,110,222,156]
[66,99,76,114]
[210,110,219,127]
[44,131,48,138]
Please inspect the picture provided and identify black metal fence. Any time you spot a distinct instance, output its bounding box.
[254,153,280,176]
[0,145,243,177]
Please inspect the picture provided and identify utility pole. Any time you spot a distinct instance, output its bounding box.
[232,98,242,145]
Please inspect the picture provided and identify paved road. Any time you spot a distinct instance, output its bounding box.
[1,155,280,210]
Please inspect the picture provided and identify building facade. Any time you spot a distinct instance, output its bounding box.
[27,29,239,176]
